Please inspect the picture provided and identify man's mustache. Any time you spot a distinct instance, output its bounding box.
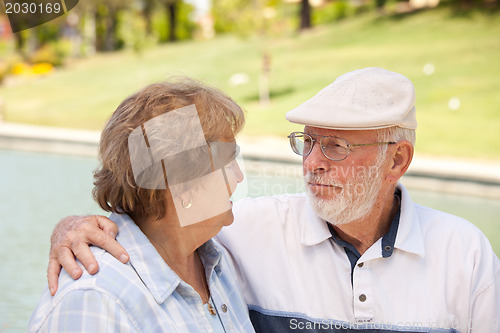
[304,173,344,188]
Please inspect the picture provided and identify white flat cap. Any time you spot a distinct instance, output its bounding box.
[285,67,417,130]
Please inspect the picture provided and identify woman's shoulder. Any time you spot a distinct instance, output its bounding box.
[57,247,136,295]
[29,247,143,332]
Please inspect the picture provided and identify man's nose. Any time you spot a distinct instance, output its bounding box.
[303,141,329,173]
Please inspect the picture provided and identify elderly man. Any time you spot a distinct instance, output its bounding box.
[47,68,500,332]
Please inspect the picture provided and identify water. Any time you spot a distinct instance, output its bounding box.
[1,150,499,332]
[0,150,102,332]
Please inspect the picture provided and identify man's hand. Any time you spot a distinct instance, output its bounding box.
[48,215,129,296]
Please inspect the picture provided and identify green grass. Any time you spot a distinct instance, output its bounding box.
[1,6,500,160]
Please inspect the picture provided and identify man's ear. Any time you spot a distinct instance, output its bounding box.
[386,140,414,184]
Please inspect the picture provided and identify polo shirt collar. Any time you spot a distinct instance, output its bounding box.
[328,192,400,265]
[111,213,224,304]
[301,195,337,246]
[394,183,426,257]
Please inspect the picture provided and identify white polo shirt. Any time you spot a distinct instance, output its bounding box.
[216,184,500,332]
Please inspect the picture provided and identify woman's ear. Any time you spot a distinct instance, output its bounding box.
[178,191,192,209]
[386,140,414,184]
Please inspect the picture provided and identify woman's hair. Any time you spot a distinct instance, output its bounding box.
[93,77,245,220]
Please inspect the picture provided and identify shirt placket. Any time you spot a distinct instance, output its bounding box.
[178,284,214,332]
[352,259,374,325]
[208,272,234,333]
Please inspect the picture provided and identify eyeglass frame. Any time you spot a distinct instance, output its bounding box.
[287,131,396,161]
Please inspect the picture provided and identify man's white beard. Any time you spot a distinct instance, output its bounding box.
[305,160,384,226]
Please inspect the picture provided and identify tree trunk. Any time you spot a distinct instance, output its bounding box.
[13,32,26,58]
[259,51,271,107]
[82,10,96,56]
[95,8,105,51]
[143,0,155,35]
[167,1,177,42]
[299,0,311,31]
[104,12,119,51]
[376,0,387,12]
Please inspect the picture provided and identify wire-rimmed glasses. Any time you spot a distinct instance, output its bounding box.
[287,131,396,161]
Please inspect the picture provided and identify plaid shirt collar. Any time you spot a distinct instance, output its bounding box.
[111,213,224,304]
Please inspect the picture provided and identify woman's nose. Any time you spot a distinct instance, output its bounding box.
[233,161,244,183]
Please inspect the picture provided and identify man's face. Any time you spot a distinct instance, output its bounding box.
[302,126,387,225]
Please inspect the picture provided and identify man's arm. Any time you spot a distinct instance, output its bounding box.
[469,277,500,332]
[48,215,129,295]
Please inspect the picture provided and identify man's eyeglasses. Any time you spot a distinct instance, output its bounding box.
[287,132,396,161]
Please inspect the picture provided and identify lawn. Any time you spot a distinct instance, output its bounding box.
[1,6,499,160]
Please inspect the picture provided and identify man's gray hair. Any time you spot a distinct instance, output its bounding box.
[377,126,416,162]
[379,126,416,146]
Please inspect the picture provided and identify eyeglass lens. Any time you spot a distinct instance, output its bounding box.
[290,133,348,160]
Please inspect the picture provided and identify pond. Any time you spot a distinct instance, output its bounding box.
[1,149,499,332]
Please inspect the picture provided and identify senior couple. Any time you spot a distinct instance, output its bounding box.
[30,68,500,332]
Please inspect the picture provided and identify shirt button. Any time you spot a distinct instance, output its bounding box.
[357,262,364,268]
[221,304,228,313]
[359,294,367,302]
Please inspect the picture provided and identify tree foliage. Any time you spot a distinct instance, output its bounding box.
[213,0,294,37]
[6,0,195,62]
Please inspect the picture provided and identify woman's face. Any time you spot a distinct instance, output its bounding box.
[218,158,244,225]
[223,158,244,198]
[192,157,244,230]
[171,140,244,229]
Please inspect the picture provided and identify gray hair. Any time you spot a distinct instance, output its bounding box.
[376,126,416,163]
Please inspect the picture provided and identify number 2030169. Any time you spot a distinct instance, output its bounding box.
[5,2,62,14]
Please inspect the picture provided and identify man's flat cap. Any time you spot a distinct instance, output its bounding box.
[285,67,417,130]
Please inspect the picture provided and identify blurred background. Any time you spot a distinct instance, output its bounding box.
[1,0,500,331]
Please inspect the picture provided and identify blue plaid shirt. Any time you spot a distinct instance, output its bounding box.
[29,213,255,333]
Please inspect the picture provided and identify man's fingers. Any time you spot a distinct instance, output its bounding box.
[94,215,119,239]
[81,216,129,263]
[57,247,83,280]
[47,214,127,293]
[89,227,129,264]
[72,242,101,275]
[47,259,61,296]
[109,244,129,265]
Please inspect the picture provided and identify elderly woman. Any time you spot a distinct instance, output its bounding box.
[29,79,255,332]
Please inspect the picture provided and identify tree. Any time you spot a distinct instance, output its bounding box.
[166,0,178,42]
[141,0,188,43]
[96,0,134,51]
[299,0,312,30]
[212,0,288,106]
[142,0,156,35]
